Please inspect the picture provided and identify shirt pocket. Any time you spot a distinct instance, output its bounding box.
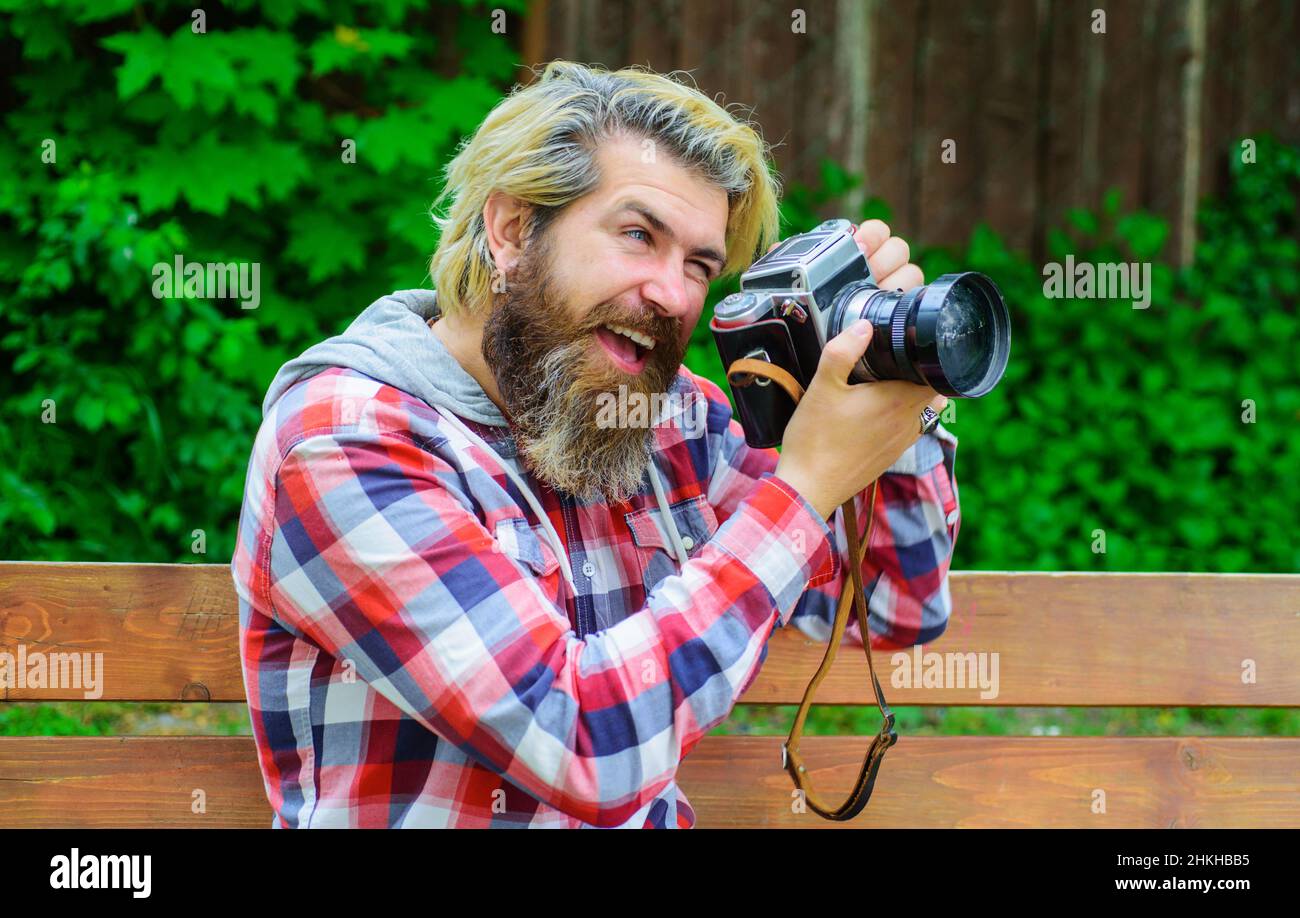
[623,495,719,592]
[494,517,562,598]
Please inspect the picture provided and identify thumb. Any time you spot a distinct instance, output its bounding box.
[816,319,873,385]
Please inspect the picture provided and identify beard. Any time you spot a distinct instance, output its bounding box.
[481,232,687,503]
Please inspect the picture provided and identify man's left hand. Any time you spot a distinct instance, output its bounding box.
[851,219,924,291]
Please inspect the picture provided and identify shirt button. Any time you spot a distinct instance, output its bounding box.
[581,561,596,578]
[680,536,695,551]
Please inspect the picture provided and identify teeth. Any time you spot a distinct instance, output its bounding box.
[604,324,655,350]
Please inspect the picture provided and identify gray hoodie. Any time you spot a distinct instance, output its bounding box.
[262,288,503,426]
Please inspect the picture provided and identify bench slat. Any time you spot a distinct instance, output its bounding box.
[3,564,1299,705]
[0,563,243,702]
[2,734,1296,828]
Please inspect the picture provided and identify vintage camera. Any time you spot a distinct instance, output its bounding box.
[710,218,1011,448]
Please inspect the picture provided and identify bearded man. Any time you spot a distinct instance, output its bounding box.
[232,60,960,828]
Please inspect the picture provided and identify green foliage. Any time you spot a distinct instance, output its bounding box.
[0,701,250,736]
[2,1,1296,582]
[698,140,1300,574]
[918,136,1300,572]
[0,0,525,562]
[714,703,1300,738]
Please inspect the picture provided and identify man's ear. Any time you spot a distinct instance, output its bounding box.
[483,192,530,275]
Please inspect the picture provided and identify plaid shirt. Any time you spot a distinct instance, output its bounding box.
[232,362,960,828]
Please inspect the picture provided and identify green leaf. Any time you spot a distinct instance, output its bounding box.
[12,8,74,61]
[158,31,238,109]
[182,322,213,353]
[28,500,57,536]
[309,26,415,75]
[130,136,308,214]
[284,215,369,282]
[12,349,42,373]
[1116,212,1169,259]
[1066,207,1098,236]
[74,397,106,432]
[101,29,169,99]
[968,223,1008,266]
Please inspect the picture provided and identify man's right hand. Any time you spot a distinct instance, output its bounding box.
[774,320,948,521]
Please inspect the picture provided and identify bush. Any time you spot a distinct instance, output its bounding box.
[0,0,524,562]
[914,136,1300,572]
[698,143,1299,573]
[2,2,1296,575]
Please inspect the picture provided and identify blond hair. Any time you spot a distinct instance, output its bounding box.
[428,60,782,316]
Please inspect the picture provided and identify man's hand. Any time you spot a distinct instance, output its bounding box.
[775,321,946,520]
[850,219,924,291]
[770,220,941,520]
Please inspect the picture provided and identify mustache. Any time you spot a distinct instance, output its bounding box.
[579,302,680,346]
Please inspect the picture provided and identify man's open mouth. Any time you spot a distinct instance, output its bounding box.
[594,323,656,374]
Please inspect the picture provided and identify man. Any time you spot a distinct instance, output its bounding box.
[231,61,959,828]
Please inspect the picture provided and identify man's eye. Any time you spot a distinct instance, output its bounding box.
[625,228,710,283]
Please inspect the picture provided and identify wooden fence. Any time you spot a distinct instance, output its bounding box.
[517,0,1300,265]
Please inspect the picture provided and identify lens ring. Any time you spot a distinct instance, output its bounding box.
[827,278,889,382]
[825,273,1009,397]
[827,279,879,338]
[889,287,927,387]
[912,273,1010,397]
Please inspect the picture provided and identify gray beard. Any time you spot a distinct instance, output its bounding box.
[480,225,684,505]
[511,339,655,503]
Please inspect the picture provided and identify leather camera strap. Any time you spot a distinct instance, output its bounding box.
[726,357,896,821]
[725,357,806,404]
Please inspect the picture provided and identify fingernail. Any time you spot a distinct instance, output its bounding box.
[850,319,871,336]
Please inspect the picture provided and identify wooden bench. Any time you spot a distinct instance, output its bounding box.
[1,563,1298,828]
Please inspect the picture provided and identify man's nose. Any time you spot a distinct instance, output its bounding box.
[641,270,693,321]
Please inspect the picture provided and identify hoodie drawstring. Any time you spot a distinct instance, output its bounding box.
[427,401,691,604]
[648,460,691,567]
[428,404,579,595]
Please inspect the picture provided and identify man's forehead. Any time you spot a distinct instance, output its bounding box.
[589,136,729,239]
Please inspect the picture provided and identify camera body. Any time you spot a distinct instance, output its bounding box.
[710,219,876,449]
[710,218,1010,449]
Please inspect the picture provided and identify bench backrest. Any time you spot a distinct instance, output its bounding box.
[1,564,1297,827]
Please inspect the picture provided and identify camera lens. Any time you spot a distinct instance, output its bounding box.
[829,272,1010,397]
[934,278,996,392]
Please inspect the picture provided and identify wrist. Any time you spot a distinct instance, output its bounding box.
[771,462,834,522]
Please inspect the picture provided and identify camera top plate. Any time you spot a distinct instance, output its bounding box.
[741,218,864,295]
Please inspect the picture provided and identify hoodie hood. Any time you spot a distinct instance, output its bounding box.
[261,289,506,426]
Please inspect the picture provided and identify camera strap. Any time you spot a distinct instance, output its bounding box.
[726,357,896,821]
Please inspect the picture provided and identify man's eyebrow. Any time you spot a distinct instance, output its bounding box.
[616,200,726,275]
